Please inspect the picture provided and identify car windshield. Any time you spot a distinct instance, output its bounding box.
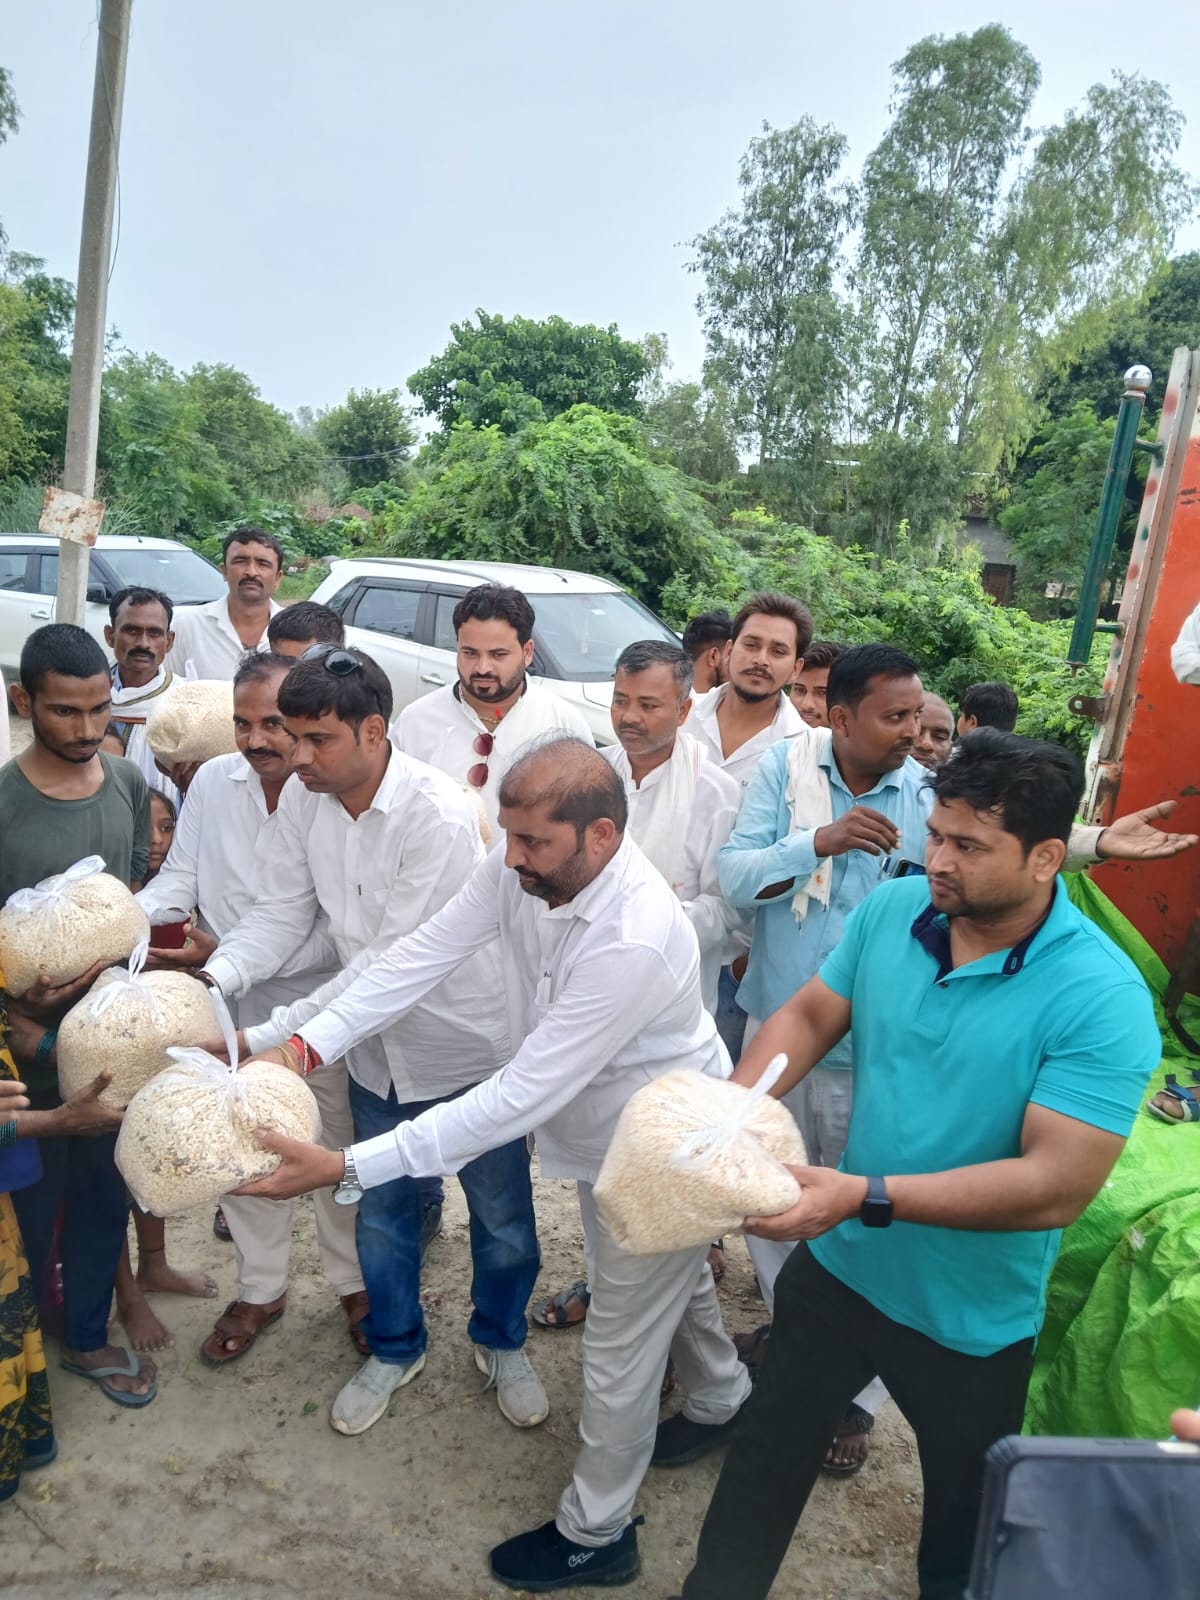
[103,546,226,605]
[532,591,678,682]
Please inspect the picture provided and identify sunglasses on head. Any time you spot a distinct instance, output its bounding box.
[299,644,364,678]
[468,731,494,788]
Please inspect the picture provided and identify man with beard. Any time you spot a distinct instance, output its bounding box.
[166,527,283,679]
[391,582,593,842]
[136,652,366,1364]
[678,731,1161,1600]
[104,586,180,806]
[913,692,956,772]
[223,737,752,1594]
[0,625,157,1407]
[199,648,544,1435]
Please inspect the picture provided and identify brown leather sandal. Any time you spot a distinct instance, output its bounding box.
[340,1291,371,1357]
[199,1296,286,1367]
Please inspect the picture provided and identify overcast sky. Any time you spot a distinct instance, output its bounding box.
[4,1,1199,420]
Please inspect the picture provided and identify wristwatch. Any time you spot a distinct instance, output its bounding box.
[860,1175,893,1229]
[333,1145,365,1207]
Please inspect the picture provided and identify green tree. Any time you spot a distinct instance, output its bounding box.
[689,118,855,476]
[643,380,740,484]
[312,387,418,491]
[408,312,649,435]
[381,405,715,607]
[0,67,20,249]
[183,363,322,503]
[0,253,74,481]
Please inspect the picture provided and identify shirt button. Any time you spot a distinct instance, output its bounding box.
[939,981,948,989]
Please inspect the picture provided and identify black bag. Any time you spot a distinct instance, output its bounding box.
[967,1434,1200,1599]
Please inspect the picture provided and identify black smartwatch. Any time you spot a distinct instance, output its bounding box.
[860,1175,893,1229]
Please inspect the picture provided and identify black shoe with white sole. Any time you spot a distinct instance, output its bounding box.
[650,1400,750,1467]
[489,1517,643,1592]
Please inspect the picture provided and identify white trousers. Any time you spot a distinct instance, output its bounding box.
[220,1057,364,1305]
[743,1018,888,1419]
[556,1182,752,1547]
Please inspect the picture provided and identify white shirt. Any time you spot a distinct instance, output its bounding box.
[109,665,180,808]
[1171,600,1200,686]
[684,683,805,789]
[134,753,338,1027]
[165,595,282,681]
[283,834,727,1189]
[208,748,509,1100]
[390,678,594,841]
[602,736,746,1014]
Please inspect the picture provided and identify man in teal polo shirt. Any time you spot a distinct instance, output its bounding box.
[679,729,1162,1600]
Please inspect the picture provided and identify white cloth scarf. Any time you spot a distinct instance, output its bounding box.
[109,664,174,724]
[785,728,834,923]
[611,731,704,896]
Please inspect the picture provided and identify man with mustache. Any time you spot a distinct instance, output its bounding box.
[391,582,592,843]
[104,586,180,807]
[912,692,956,772]
[165,527,283,680]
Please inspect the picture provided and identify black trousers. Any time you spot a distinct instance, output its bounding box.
[681,1244,1034,1600]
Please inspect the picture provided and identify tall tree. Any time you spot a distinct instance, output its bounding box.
[0,67,20,250]
[408,312,649,434]
[312,387,417,490]
[689,118,855,472]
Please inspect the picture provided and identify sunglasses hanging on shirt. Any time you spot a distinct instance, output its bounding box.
[468,732,494,789]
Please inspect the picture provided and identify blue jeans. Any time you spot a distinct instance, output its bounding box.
[11,1131,129,1354]
[715,965,748,1060]
[348,1076,540,1365]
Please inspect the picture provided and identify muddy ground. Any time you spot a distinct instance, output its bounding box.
[4,1172,922,1600]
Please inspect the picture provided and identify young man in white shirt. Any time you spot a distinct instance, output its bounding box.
[166,526,284,679]
[199,647,544,1435]
[391,582,593,841]
[681,611,732,695]
[226,737,752,1594]
[104,586,180,807]
[136,652,366,1365]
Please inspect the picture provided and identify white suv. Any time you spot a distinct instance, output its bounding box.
[309,557,680,744]
[0,533,225,683]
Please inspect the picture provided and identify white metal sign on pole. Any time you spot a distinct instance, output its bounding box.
[56,0,132,628]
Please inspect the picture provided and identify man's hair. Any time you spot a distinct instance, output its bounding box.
[109,586,174,628]
[276,647,393,729]
[826,643,921,712]
[233,650,296,692]
[960,680,1019,733]
[452,583,535,645]
[730,591,813,658]
[800,639,845,672]
[680,610,732,658]
[498,736,628,838]
[267,601,344,648]
[614,639,694,699]
[20,624,109,695]
[222,525,285,571]
[933,727,1082,851]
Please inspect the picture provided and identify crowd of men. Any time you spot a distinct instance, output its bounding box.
[2,522,1196,1597]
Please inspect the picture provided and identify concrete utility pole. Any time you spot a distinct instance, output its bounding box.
[56,0,132,626]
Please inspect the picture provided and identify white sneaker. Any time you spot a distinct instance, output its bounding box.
[474,1344,549,1428]
[330,1352,425,1436]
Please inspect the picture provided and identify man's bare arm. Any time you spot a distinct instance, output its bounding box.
[730,975,852,1098]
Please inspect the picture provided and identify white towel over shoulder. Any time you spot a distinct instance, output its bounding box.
[784,728,834,924]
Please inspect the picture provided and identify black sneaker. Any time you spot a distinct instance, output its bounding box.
[650,1400,749,1467]
[490,1517,643,1592]
[418,1202,443,1261]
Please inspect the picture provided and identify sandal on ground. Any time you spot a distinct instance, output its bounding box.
[1146,1075,1200,1123]
[213,1206,232,1242]
[200,1296,286,1367]
[531,1278,591,1331]
[341,1290,371,1357]
[822,1402,874,1476]
[60,1347,157,1408]
[707,1240,727,1282]
[661,1356,677,1400]
[734,1323,771,1380]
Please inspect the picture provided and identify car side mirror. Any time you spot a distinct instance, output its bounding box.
[86,583,108,604]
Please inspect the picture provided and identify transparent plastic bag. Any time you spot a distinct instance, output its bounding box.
[594,1055,807,1254]
[145,677,237,765]
[57,939,221,1108]
[115,989,321,1217]
[0,854,150,995]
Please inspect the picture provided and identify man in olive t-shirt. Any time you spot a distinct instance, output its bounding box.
[4,624,156,1406]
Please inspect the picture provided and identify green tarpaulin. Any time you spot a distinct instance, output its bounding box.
[1024,872,1200,1438]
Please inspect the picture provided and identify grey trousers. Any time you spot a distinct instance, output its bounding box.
[555,1181,752,1546]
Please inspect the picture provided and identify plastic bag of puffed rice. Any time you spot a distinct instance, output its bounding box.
[145,678,237,765]
[594,1055,807,1254]
[115,989,321,1217]
[57,940,221,1108]
[0,854,150,996]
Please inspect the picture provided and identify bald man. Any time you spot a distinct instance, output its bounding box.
[913,694,955,772]
[231,736,751,1593]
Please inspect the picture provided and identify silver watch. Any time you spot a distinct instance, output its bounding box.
[333,1145,365,1206]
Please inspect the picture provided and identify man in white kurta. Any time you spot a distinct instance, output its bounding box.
[105,586,180,807]
[390,580,593,841]
[230,738,752,1594]
[166,528,283,679]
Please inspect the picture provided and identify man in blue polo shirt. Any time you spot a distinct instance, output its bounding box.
[680,729,1162,1600]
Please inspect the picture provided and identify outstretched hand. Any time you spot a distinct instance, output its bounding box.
[233,1128,344,1200]
[744,1166,868,1242]
[1098,800,1198,862]
[12,959,107,1021]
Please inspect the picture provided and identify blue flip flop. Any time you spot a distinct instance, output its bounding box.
[61,1347,157,1407]
[1145,1075,1200,1124]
